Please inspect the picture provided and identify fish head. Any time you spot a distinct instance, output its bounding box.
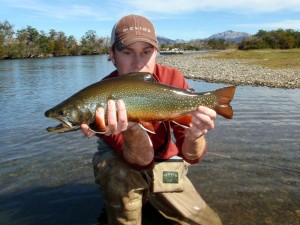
[45,101,93,133]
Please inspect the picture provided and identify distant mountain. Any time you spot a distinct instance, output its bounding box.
[157,30,251,44]
[174,39,186,43]
[206,30,251,43]
[157,36,185,45]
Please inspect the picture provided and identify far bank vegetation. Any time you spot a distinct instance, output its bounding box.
[1,20,299,60]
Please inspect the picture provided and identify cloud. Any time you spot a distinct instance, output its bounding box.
[2,0,300,20]
[235,20,300,31]
[119,0,300,14]
[1,0,116,20]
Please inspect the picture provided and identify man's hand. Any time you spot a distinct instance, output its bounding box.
[181,106,217,161]
[186,106,217,140]
[80,99,137,137]
[81,99,154,166]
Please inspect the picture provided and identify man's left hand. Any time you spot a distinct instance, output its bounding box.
[186,106,217,140]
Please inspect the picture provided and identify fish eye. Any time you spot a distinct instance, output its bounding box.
[57,109,64,116]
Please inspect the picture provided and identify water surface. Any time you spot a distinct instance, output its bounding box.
[0,55,299,225]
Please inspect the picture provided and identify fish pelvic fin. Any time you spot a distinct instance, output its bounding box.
[139,121,156,134]
[172,116,192,128]
[214,86,236,119]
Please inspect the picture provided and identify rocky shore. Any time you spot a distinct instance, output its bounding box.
[156,52,300,89]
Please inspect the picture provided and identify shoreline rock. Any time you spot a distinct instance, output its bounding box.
[156,52,300,89]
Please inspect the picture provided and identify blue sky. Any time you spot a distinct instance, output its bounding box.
[1,0,300,41]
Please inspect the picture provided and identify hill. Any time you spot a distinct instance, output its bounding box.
[206,30,251,43]
[157,36,177,45]
[157,30,251,44]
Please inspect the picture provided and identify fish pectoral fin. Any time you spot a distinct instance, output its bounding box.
[172,116,192,128]
[89,114,107,133]
[139,121,156,134]
[89,127,107,134]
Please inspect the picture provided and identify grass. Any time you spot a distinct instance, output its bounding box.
[201,48,300,69]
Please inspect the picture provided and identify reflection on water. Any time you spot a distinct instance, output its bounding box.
[0,56,299,225]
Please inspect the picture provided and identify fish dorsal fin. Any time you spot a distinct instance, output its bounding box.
[142,73,157,83]
[121,72,157,83]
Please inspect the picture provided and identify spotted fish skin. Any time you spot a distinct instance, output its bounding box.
[45,72,236,133]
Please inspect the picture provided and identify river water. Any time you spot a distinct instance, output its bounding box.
[0,55,299,225]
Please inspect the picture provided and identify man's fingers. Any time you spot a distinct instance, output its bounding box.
[106,100,117,132]
[104,99,129,135]
[196,106,217,121]
[81,124,95,138]
[117,100,128,131]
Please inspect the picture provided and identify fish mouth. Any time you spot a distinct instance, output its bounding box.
[46,116,79,133]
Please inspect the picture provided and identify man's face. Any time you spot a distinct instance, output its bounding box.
[110,42,158,75]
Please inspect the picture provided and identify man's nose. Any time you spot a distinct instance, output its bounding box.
[133,55,145,69]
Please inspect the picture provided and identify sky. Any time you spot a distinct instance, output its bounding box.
[1,0,300,41]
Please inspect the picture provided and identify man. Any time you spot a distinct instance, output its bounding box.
[81,14,222,225]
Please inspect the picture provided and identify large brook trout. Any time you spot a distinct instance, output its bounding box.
[45,72,236,133]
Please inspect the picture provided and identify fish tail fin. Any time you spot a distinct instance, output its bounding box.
[214,86,236,119]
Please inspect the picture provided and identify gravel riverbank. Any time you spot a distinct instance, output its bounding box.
[157,52,300,89]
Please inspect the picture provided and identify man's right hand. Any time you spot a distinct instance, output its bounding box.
[81,99,137,137]
[81,99,154,166]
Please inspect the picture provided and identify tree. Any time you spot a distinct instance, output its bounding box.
[239,36,266,50]
[99,36,110,54]
[207,39,228,50]
[80,30,102,55]
[0,20,15,59]
[238,29,300,50]
[16,26,40,57]
[53,31,68,56]
[38,30,54,56]
[66,35,80,55]
[256,29,268,37]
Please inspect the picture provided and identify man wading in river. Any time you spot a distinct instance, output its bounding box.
[81,14,222,225]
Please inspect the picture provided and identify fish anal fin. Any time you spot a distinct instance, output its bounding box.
[172,116,192,128]
[214,86,236,119]
[139,121,156,134]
